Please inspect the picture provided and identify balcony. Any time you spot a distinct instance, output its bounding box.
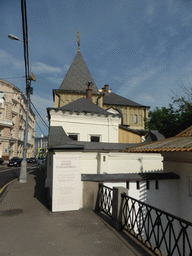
[0,119,13,128]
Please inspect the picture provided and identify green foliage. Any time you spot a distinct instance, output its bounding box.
[146,98,192,138]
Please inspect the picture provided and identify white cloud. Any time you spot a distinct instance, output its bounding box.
[124,69,156,90]
[31,93,53,136]
[0,49,24,69]
[135,93,155,104]
[165,26,178,37]
[64,64,70,70]
[99,69,106,78]
[47,76,63,84]
[32,62,63,74]
[146,4,154,17]
[112,75,123,82]
[0,50,63,77]
[182,14,192,26]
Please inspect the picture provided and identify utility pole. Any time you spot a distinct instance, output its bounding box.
[18,0,35,182]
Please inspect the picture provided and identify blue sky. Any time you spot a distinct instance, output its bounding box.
[1,0,192,136]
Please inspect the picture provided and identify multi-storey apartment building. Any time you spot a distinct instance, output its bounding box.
[0,79,35,160]
[34,135,48,157]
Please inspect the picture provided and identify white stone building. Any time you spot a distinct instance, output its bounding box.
[126,125,192,223]
[45,125,163,212]
[48,97,121,143]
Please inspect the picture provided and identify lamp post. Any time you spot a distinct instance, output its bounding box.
[8,34,35,183]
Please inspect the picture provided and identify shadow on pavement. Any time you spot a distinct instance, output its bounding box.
[29,167,49,210]
[95,211,152,256]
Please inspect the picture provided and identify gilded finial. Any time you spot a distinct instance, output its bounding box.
[76,30,80,51]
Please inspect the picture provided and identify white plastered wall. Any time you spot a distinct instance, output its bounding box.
[162,152,192,222]
[46,151,163,211]
[49,110,120,143]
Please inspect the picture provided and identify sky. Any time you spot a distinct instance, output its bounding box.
[1,0,192,136]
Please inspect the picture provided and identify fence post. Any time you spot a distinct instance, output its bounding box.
[95,183,102,211]
[112,187,128,230]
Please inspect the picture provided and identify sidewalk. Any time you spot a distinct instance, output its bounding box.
[0,169,150,256]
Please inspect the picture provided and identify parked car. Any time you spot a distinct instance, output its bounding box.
[0,158,4,165]
[28,157,37,163]
[7,157,22,167]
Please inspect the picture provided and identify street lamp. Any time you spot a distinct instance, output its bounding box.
[8,34,35,183]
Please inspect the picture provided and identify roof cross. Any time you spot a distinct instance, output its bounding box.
[76,30,80,51]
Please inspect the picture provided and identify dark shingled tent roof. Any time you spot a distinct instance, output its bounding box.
[103,92,149,108]
[48,97,121,117]
[59,97,118,116]
[59,51,98,93]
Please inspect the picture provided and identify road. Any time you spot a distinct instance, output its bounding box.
[0,163,38,188]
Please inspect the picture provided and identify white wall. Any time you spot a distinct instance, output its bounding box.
[162,152,192,223]
[46,151,163,211]
[49,110,120,143]
[104,152,192,223]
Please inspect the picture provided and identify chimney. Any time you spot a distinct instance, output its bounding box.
[86,81,93,101]
[104,84,109,92]
[102,84,109,95]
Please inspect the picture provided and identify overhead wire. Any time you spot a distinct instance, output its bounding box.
[29,99,49,136]
[35,120,46,136]
[30,100,49,128]
[1,76,25,80]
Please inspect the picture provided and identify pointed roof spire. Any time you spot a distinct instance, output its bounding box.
[76,30,80,52]
[59,31,98,92]
[59,51,98,92]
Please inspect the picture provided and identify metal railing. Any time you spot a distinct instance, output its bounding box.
[98,183,113,217]
[121,194,192,256]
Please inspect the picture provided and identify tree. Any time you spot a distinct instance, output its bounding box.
[146,99,192,138]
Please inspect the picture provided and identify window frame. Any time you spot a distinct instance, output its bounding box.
[90,135,101,142]
[68,133,79,141]
[134,114,138,124]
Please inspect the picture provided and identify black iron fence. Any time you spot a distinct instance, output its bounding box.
[121,193,192,256]
[97,184,192,256]
[98,183,113,217]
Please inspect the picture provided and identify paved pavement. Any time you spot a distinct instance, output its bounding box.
[0,168,151,256]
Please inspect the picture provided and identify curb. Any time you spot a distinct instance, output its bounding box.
[0,168,37,200]
[0,178,17,201]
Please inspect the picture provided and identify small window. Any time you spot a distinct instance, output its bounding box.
[134,114,138,124]
[68,134,78,141]
[90,136,100,142]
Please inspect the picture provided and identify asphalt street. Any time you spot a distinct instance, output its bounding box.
[0,169,151,256]
[0,163,37,188]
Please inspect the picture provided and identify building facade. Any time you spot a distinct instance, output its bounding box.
[48,97,121,143]
[52,39,149,143]
[35,135,48,157]
[0,79,35,160]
